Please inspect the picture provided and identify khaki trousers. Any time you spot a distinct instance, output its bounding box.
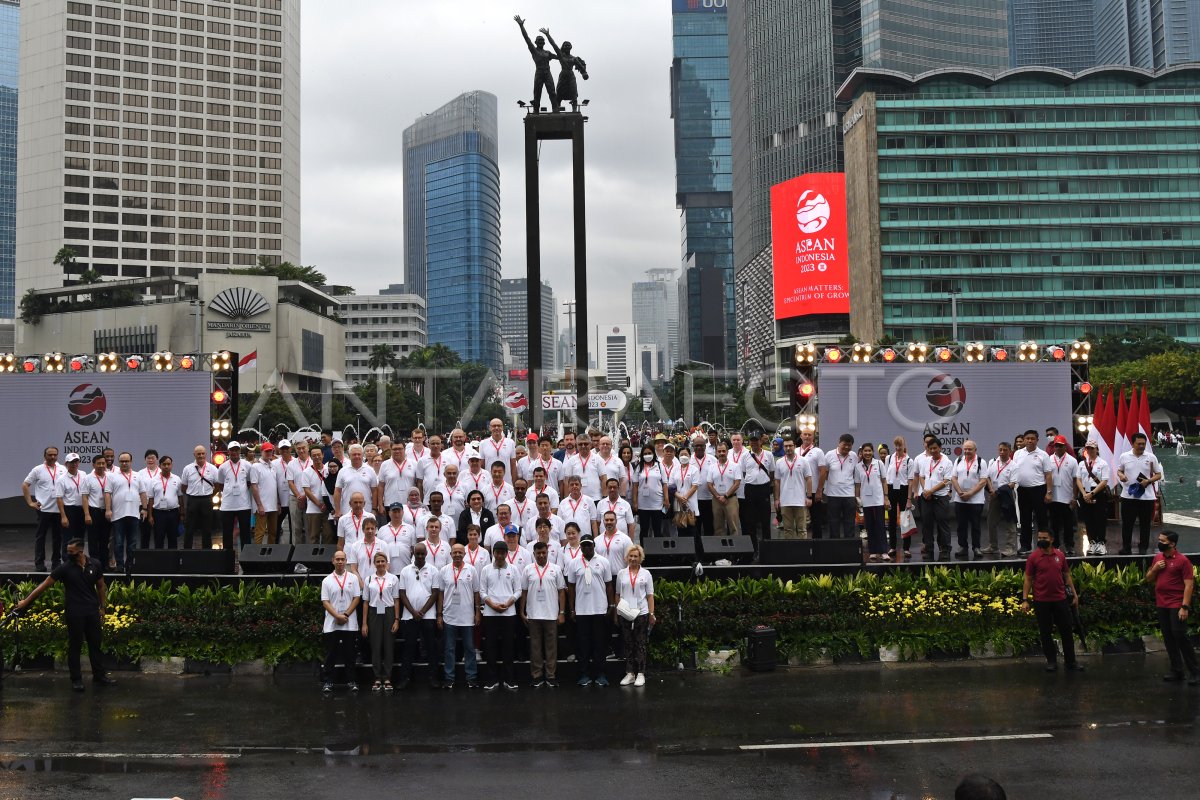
[712,497,741,536]
[779,505,809,539]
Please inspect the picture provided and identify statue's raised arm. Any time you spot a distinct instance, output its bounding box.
[515,15,536,53]
[517,14,559,112]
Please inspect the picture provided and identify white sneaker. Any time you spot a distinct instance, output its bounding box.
[1085,543,1095,556]
[634,673,646,687]
[620,673,635,686]
[1097,543,1107,555]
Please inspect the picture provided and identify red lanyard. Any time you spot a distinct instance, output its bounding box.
[407,507,419,525]
[716,462,730,480]
[962,457,975,476]
[384,524,402,543]
[996,458,1010,478]
[862,463,873,480]
[730,450,742,466]
[467,547,483,567]
[427,542,443,561]
[608,499,621,514]
[1053,454,1068,471]
[603,531,616,550]
[229,462,240,483]
[533,562,549,586]
[928,457,941,477]
[97,472,107,492]
[514,498,530,519]
[628,567,639,593]
[507,551,519,566]
[46,464,58,483]
[431,456,441,474]
[363,540,376,563]
[680,465,690,483]
[146,467,159,481]
[333,571,348,595]
[835,453,849,471]
[451,565,464,588]
[566,545,581,562]
[160,475,170,495]
[375,576,387,602]
[578,454,591,473]
[568,496,584,516]
[120,470,134,490]
[69,472,81,491]
[392,457,407,475]
[540,457,553,475]
[784,457,798,478]
[351,513,363,538]
[490,484,505,504]
[643,465,656,483]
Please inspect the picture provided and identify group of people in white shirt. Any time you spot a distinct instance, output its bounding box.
[767,426,1164,563]
[319,517,656,692]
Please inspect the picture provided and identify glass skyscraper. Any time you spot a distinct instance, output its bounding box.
[842,67,1200,344]
[0,0,17,319]
[402,91,502,372]
[671,0,734,371]
[1009,0,1097,70]
[1096,0,1200,68]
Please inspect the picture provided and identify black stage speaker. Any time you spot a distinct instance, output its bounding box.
[130,550,182,575]
[239,544,294,574]
[699,536,756,564]
[811,538,863,565]
[179,548,236,575]
[745,626,777,672]
[293,544,333,572]
[759,539,815,565]
[642,537,696,567]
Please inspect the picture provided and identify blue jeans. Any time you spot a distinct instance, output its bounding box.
[442,624,478,683]
[111,516,139,570]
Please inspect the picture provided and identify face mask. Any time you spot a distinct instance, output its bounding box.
[642,455,653,463]
[1037,540,1052,549]
[1158,542,1171,553]
[679,456,690,465]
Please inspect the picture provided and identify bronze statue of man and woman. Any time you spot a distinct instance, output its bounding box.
[515,14,589,113]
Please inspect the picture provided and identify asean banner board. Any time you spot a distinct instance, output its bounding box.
[816,363,1072,458]
[0,373,211,507]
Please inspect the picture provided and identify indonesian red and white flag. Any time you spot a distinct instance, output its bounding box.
[238,351,257,374]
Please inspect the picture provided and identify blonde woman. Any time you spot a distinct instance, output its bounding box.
[615,545,655,687]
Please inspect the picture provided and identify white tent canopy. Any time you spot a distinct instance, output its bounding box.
[1150,408,1181,429]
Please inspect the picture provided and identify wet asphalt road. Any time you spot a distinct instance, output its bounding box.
[0,652,1197,800]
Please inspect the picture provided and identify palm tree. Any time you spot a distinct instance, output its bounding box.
[367,344,399,381]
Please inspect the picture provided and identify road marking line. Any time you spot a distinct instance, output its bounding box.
[740,733,1052,751]
[0,752,242,760]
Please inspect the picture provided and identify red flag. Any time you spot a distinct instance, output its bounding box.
[1127,383,1142,442]
[1096,388,1113,451]
[1114,385,1129,456]
[1139,384,1153,454]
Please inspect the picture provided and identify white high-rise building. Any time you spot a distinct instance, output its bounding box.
[595,322,639,396]
[16,0,300,297]
[631,268,678,379]
[341,290,427,386]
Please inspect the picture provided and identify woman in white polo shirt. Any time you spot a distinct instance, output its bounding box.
[615,545,655,688]
[360,550,400,692]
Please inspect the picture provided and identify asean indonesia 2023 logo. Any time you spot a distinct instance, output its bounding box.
[795,190,831,234]
[926,374,966,418]
[68,383,107,426]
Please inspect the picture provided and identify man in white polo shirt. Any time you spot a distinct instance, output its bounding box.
[1012,429,1053,555]
[774,437,812,539]
[23,446,64,571]
[80,455,111,567]
[816,434,859,540]
[251,443,280,545]
[521,540,566,688]
[379,441,422,516]
[596,477,635,535]
[478,418,517,485]
[479,540,522,691]
[398,541,440,689]
[563,434,603,500]
[436,542,481,689]
[104,451,143,572]
[214,441,254,553]
[1116,431,1163,555]
[55,453,87,545]
[706,441,744,537]
[916,438,955,561]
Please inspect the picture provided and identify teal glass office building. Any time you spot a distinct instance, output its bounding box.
[840,66,1200,344]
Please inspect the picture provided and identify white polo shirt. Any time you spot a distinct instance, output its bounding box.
[674,462,702,513]
[615,566,654,616]
[595,496,635,534]
[1076,457,1111,493]
[321,571,362,633]
[691,452,714,500]
[856,460,885,507]
[558,542,585,573]
[216,459,252,512]
[1048,452,1078,503]
[462,544,491,573]
[560,493,597,532]
[346,537,386,574]
[416,511,456,544]
[886,454,913,489]
[379,456,422,507]
[951,455,987,505]
[81,471,109,510]
[564,452,604,499]
[24,463,60,509]
[398,562,438,620]
[597,453,624,491]
[420,455,448,496]
[482,481,515,515]
[55,469,85,508]
[529,483,561,510]
[334,464,379,515]
[181,461,218,496]
[988,456,1017,488]
[362,571,401,617]
[463,467,492,496]
[250,461,279,513]
[300,465,327,515]
[380,535,412,575]
[523,514,565,545]
[479,561,522,617]
[522,561,566,620]
[1117,451,1162,500]
[1012,448,1051,488]
[436,563,478,628]
[594,529,633,572]
[477,436,516,483]
[920,455,955,498]
[106,470,143,520]
[148,473,183,511]
[285,457,312,501]
[775,454,811,507]
[422,538,453,570]
[798,445,824,495]
[568,555,613,615]
[336,512,373,550]
[821,450,860,498]
[741,449,775,488]
[636,462,668,509]
[522,538,563,567]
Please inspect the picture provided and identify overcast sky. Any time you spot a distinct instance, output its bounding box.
[299,0,681,337]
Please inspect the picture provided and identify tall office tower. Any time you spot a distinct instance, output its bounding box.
[631,268,678,379]
[0,1,15,319]
[402,90,502,372]
[729,0,1008,388]
[1096,0,1200,68]
[499,277,555,373]
[670,0,734,371]
[16,0,301,298]
[1009,0,1096,70]
[595,323,639,395]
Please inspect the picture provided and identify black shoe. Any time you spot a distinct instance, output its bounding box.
[954,549,968,559]
[1065,663,1085,672]
[545,678,558,688]
[71,680,85,691]
[1045,663,1058,672]
[440,681,455,690]
[467,680,481,689]
[92,674,117,686]
[1065,549,1076,557]
[532,679,545,688]
[1118,549,1133,556]
[322,682,333,694]
[347,682,359,692]
[503,682,519,692]
[484,682,499,691]
[1163,672,1186,682]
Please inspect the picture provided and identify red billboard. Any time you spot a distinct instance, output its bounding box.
[770,172,849,320]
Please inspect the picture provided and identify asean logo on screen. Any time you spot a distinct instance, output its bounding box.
[926,374,966,418]
[796,190,831,234]
[68,383,107,426]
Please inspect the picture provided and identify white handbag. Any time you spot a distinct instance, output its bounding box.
[616,597,640,622]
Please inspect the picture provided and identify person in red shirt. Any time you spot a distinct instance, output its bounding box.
[1146,531,1198,684]
[1021,530,1083,673]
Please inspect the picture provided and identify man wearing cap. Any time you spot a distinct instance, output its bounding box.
[213,442,254,552]
[251,443,280,545]
[568,532,614,686]
[55,453,88,545]
[741,432,776,552]
[24,446,64,571]
[462,451,490,494]
[1047,435,1079,555]
[1075,440,1111,556]
[479,540,522,691]
[144,455,183,550]
[521,540,566,688]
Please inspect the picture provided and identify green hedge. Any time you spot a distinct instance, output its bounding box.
[0,563,1189,667]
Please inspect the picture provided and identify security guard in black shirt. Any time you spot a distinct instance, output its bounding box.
[13,538,117,691]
